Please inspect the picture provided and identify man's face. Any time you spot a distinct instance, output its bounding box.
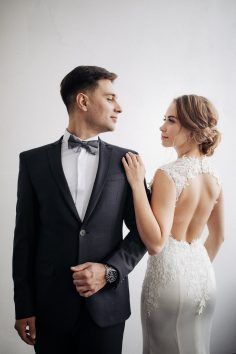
[85,79,122,133]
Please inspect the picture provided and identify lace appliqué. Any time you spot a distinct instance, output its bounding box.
[158,156,221,200]
[143,237,212,317]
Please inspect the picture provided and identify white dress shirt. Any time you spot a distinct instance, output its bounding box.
[61,129,99,221]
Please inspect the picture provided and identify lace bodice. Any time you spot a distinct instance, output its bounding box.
[158,155,220,201]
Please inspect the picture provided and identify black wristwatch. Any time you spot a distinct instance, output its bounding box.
[104,264,118,284]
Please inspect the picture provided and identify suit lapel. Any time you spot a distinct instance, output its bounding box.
[83,138,113,224]
[47,136,82,223]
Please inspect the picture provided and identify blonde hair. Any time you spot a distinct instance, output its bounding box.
[174,95,221,156]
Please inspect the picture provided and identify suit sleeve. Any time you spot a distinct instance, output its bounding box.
[105,179,150,286]
[12,153,38,319]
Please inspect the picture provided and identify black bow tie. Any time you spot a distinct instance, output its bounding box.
[68,135,99,155]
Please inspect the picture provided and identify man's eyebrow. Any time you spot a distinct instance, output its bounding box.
[105,93,117,98]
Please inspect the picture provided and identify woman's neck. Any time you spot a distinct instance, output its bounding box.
[176,145,203,158]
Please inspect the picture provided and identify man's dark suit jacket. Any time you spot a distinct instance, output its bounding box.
[13,136,148,333]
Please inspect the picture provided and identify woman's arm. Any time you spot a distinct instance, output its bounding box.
[122,153,176,255]
[204,189,224,261]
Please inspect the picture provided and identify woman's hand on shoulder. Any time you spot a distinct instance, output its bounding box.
[122,152,146,190]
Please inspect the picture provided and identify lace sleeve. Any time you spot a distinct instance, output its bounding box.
[159,163,184,200]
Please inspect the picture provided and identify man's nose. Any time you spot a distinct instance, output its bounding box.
[115,102,122,114]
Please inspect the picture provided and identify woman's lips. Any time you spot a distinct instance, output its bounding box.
[161,135,168,139]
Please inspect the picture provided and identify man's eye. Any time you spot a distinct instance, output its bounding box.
[107,97,113,101]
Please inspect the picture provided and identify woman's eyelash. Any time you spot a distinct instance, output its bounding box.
[163,117,175,123]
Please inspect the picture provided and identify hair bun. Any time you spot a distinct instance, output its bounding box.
[200,128,221,156]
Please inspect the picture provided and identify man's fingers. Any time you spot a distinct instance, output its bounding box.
[18,327,34,345]
[72,268,93,280]
[15,317,36,346]
[73,277,91,286]
[28,317,36,341]
[75,284,94,297]
[25,332,35,345]
[75,285,91,293]
[71,262,92,272]
[73,279,86,286]
[82,290,93,298]
[77,289,94,297]
[21,334,34,345]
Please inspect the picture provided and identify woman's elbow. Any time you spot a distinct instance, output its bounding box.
[147,245,164,256]
[219,234,225,244]
[215,231,225,245]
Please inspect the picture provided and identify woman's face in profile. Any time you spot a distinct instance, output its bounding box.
[160,101,190,149]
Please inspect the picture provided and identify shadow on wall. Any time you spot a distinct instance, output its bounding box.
[211,285,236,354]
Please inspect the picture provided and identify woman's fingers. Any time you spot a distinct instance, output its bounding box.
[122,156,129,170]
[136,154,143,165]
[127,152,139,166]
[125,152,133,165]
[122,152,141,171]
[122,153,133,169]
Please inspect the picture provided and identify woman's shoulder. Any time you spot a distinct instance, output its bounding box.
[148,160,177,190]
[158,158,187,179]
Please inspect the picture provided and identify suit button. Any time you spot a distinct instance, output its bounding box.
[80,229,86,237]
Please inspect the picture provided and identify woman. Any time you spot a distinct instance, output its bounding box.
[122,95,224,354]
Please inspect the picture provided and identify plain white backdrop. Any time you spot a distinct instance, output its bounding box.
[1,0,236,353]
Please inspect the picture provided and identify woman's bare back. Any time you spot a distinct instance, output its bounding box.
[159,156,221,244]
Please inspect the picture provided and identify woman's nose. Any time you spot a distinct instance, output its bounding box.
[160,124,166,132]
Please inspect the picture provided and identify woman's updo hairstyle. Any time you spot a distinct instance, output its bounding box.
[174,95,221,156]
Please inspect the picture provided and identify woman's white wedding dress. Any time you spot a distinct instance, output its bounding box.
[141,156,220,354]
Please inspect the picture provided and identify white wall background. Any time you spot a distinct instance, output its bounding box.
[1,0,236,353]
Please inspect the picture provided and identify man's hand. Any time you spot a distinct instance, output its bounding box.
[71,262,106,297]
[14,316,36,345]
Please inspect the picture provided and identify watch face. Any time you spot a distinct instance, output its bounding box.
[106,267,118,283]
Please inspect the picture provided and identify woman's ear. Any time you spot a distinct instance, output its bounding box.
[187,131,194,142]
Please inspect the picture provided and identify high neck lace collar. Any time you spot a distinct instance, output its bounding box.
[178,154,207,161]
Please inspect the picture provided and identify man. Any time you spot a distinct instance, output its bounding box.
[13,66,148,354]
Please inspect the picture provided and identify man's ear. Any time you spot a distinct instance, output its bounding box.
[75,93,89,111]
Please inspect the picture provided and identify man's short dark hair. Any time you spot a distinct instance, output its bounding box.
[60,66,117,112]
